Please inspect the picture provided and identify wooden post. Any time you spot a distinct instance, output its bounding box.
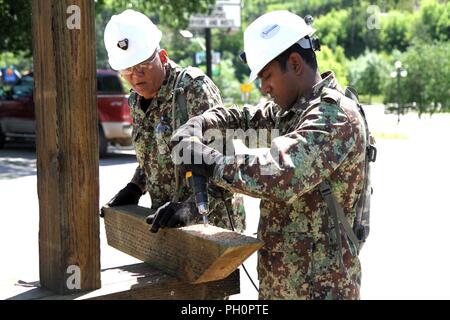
[32,0,100,294]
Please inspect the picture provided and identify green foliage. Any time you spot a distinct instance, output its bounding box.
[383,41,450,115]
[315,10,350,51]
[2,0,449,114]
[100,0,215,28]
[414,0,450,42]
[0,52,32,73]
[379,11,414,52]
[0,1,32,54]
[347,51,389,103]
[316,45,348,87]
[213,58,243,105]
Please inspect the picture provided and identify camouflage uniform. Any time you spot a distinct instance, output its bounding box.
[128,60,245,232]
[196,72,366,299]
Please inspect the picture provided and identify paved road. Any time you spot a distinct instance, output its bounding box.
[1,108,450,299]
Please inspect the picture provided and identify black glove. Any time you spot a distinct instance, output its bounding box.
[172,137,224,179]
[148,201,201,233]
[100,183,143,217]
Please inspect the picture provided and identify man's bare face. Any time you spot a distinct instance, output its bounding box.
[121,50,166,99]
[258,59,299,109]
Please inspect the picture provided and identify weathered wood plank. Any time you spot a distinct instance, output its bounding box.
[32,0,100,294]
[103,205,263,284]
[5,264,240,300]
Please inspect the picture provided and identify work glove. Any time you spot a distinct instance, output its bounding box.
[100,183,143,217]
[172,137,224,179]
[148,200,201,233]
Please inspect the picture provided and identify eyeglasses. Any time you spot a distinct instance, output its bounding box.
[119,50,159,76]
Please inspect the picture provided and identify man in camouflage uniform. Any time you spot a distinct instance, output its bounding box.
[102,9,245,232]
[170,11,367,299]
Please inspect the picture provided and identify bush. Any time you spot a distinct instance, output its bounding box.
[347,50,389,103]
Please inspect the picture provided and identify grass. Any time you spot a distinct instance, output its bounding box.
[372,132,409,140]
[359,95,384,104]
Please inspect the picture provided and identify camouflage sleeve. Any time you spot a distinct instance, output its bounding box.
[186,76,223,117]
[130,166,147,193]
[211,101,358,203]
[199,100,278,133]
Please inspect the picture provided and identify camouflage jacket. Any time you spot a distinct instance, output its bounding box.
[197,72,366,299]
[128,60,245,231]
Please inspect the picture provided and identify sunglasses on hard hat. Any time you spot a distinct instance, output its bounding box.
[119,49,159,76]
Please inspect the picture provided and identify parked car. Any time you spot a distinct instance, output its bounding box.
[0,70,133,157]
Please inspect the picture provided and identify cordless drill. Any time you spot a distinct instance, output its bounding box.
[185,171,209,226]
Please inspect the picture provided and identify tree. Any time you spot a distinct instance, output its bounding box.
[101,0,216,28]
[314,9,351,51]
[379,10,414,52]
[414,0,450,42]
[316,45,348,87]
[347,51,389,104]
[0,0,217,57]
[0,1,32,54]
[213,57,243,105]
[383,41,450,116]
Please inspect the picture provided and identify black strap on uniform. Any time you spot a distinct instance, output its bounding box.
[171,68,189,202]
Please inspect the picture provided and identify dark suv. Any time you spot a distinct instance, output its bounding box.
[0,70,133,157]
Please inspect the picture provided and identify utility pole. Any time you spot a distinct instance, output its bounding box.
[32,0,100,294]
[205,28,212,79]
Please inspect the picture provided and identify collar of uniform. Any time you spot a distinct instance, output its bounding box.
[312,71,338,96]
[282,71,338,116]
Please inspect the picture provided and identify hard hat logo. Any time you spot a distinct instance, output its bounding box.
[261,24,280,39]
[117,39,129,50]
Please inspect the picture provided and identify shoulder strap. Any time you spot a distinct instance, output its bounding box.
[172,68,189,128]
[171,68,189,202]
[174,66,205,125]
[319,181,361,273]
[318,87,371,270]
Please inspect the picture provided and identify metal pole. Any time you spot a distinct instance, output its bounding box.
[205,28,212,79]
[397,70,401,124]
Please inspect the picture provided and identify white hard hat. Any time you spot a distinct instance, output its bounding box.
[104,9,162,71]
[243,10,316,82]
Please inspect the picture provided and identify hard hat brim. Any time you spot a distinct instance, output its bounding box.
[246,30,316,83]
[248,70,259,83]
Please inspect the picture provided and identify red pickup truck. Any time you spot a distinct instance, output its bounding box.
[0,70,133,157]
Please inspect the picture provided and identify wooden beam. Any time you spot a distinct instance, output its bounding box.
[103,205,263,284]
[5,264,240,300]
[32,0,100,294]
